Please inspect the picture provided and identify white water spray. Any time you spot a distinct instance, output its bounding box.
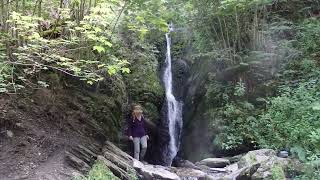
[163,26,183,166]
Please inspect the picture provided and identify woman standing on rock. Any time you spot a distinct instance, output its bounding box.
[127,105,149,161]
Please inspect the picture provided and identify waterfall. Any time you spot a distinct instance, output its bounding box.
[163,29,183,166]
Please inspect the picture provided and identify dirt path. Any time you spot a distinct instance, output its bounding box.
[0,89,110,180]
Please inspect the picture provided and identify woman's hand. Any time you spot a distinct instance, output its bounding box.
[129,136,133,141]
[146,135,149,140]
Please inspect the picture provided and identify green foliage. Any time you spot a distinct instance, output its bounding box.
[295,18,320,55]
[234,80,246,97]
[294,155,320,180]
[206,81,260,150]
[193,0,320,157]
[125,0,169,41]
[271,164,286,180]
[256,82,320,153]
[74,162,120,180]
[214,101,259,150]
[0,0,172,93]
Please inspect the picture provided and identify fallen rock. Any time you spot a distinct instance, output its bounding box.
[196,158,230,168]
[133,160,180,180]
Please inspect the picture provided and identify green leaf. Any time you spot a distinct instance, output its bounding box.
[312,102,320,111]
[107,66,117,75]
[93,46,105,53]
[94,27,102,33]
[121,68,130,73]
[104,41,113,47]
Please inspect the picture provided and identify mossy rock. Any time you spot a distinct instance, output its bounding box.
[237,149,291,180]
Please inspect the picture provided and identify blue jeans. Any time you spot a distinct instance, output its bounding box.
[133,135,147,160]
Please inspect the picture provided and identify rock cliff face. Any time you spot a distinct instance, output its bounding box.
[180,57,230,162]
[179,51,283,161]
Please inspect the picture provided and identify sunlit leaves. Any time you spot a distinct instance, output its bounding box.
[125,0,169,40]
[121,67,130,73]
[218,0,274,14]
[93,46,105,53]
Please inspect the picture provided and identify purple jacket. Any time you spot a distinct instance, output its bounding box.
[127,116,146,138]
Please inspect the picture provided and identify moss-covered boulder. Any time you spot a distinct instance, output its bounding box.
[223,149,294,180]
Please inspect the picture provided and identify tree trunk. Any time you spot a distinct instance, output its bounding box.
[38,0,42,17]
[22,0,26,14]
[16,0,19,12]
[0,0,5,31]
[79,0,85,20]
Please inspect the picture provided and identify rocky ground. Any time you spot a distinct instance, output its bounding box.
[0,88,122,180]
[93,141,301,180]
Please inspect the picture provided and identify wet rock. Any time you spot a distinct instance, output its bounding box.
[196,158,230,168]
[227,154,244,164]
[278,151,289,158]
[173,167,207,179]
[175,159,198,169]
[133,160,180,180]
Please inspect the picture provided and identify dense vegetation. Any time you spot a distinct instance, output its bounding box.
[1,0,320,179]
[181,0,320,178]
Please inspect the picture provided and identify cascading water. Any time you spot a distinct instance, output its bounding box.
[162,25,183,166]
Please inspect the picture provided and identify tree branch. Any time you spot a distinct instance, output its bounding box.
[110,1,127,37]
[5,61,88,78]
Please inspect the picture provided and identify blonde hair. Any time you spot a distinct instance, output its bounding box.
[131,104,143,121]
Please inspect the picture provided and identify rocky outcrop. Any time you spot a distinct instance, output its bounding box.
[222,149,297,180]
[78,141,297,180]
